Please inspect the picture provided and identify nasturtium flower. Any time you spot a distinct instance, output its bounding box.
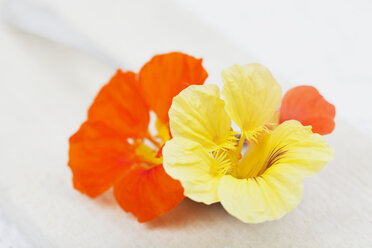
[68,52,208,222]
[163,64,334,223]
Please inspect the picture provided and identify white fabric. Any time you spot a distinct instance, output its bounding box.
[175,0,372,139]
[0,0,371,247]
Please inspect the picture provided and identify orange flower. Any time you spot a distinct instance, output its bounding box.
[68,52,208,222]
[280,85,336,135]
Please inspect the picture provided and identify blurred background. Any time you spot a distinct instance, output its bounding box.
[176,0,372,138]
[0,0,371,247]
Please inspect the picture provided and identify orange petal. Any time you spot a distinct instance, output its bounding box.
[68,121,137,197]
[88,70,149,138]
[139,52,208,123]
[69,70,150,197]
[280,86,336,135]
[114,165,185,222]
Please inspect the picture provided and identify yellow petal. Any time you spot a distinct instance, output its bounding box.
[237,120,334,179]
[163,137,221,204]
[218,120,334,223]
[266,120,334,177]
[218,167,304,223]
[221,64,282,140]
[169,84,235,152]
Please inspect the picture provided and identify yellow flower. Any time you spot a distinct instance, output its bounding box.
[163,64,334,223]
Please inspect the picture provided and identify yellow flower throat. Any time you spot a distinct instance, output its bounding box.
[212,133,288,179]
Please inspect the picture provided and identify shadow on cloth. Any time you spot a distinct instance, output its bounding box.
[93,191,229,229]
[145,198,227,229]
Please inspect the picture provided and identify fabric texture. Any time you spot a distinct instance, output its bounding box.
[0,0,371,247]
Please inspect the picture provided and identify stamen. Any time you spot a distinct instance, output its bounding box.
[213,149,233,175]
[135,142,163,168]
[145,133,162,149]
[213,146,241,176]
[215,131,239,151]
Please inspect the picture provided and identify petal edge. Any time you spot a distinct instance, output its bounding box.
[280,86,336,135]
[139,52,208,123]
[114,165,185,222]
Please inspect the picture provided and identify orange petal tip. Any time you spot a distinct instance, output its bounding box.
[280,85,336,135]
[114,165,185,222]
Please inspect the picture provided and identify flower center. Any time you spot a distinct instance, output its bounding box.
[212,134,243,177]
[213,132,290,179]
[132,117,170,169]
[235,136,289,179]
[213,148,239,176]
[134,141,163,169]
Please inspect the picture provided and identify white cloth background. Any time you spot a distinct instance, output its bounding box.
[175,0,372,139]
[0,0,371,247]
